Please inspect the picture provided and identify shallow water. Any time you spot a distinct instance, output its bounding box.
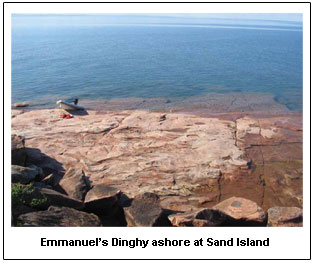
[12,19,303,112]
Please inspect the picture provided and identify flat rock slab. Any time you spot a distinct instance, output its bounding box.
[125,192,171,226]
[213,197,266,225]
[59,167,90,201]
[267,207,302,227]
[11,109,302,213]
[10,110,247,212]
[17,206,102,226]
[84,184,120,214]
[12,109,24,118]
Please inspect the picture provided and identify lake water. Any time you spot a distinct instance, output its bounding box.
[11,19,303,112]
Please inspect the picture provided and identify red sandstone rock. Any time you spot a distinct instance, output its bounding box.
[267,206,302,227]
[84,184,120,214]
[125,192,171,226]
[169,208,230,227]
[11,109,24,118]
[59,167,90,201]
[169,214,211,227]
[213,197,266,225]
[17,206,102,226]
[198,193,219,205]
[11,109,302,214]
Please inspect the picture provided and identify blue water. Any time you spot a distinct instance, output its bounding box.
[12,21,303,111]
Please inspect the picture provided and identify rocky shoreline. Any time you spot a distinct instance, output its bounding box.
[11,108,303,227]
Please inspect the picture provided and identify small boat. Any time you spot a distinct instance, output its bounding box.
[56,99,85,110]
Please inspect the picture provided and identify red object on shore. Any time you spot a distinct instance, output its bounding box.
[59,113,73,119]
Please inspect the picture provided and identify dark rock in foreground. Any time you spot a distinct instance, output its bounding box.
[11,135,27,166]
[84,184,120,214]
[267,206,302,227]
[41,173,59,187]
[39,188,85,210]
[17,206,102,226]
[12,184,84,210]
[59,167,90,201]
[212,197,267,226]
[12,165,42,184]
[32,182,52,190]
[124,192,172,226]
[12,205,37,223]
[98,204,127,226]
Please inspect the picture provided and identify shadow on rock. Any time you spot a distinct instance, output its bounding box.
[25,147,65,182]
[118,193,133,208]
[66,109,89,116]
[97,205,127,227]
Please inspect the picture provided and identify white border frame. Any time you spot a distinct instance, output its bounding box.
[2,2,311,260]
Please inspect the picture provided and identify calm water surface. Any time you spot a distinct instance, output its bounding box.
[12,22,303,111]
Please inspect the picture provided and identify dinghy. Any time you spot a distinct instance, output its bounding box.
[56,99,85,110]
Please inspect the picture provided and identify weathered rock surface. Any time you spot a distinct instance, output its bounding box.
[11,134,27,166]
[11,165,42,184]
[125,193,171,226]
[218,113,302,212]
[17,206,102,226]
[213,197,266,225]
[198,192,220,205]
[59,167,90,201]
[267,206,302,227]
[84,184,120,214]
[12,109,24,118]
[11,109,302,214]
[39,188,84,210]
[169,208,231,227]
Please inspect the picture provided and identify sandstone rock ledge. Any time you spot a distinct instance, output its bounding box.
[11,109,303,226]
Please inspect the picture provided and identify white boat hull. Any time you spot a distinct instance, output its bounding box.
[56,100,85,110]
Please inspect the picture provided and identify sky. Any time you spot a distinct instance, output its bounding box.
[12,13,303,28]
